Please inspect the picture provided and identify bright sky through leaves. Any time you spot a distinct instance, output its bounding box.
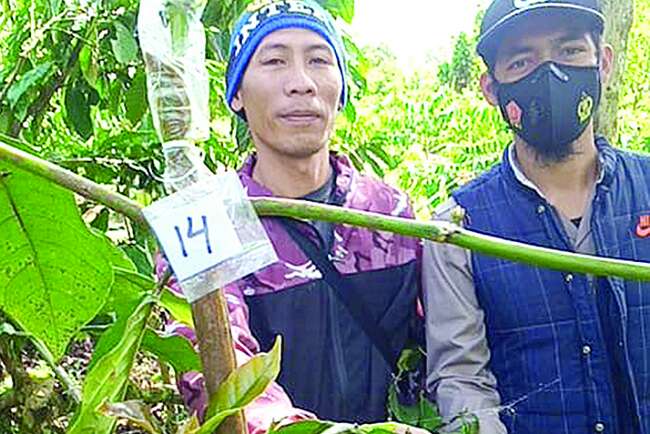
[351,0,491,71]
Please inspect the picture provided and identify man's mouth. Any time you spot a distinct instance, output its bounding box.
[279,110,321,124]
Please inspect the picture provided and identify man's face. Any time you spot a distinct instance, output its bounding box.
[231,28,342,159]
[479,13,614,161]
[491,15,600,84]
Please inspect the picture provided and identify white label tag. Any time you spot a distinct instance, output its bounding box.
[143,177,243,282]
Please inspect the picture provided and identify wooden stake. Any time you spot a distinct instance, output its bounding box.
[191,290,248,434]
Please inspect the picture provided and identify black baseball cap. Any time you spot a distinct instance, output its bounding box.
[477,0,605,64]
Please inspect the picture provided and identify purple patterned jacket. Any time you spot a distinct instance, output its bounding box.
[157,153,421,432]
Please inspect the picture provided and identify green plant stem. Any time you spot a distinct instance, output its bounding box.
[0,136,147,228]
[156,268,173,297]
[1,139,650,281]
[30,338,81,404]
[254,197,650,281]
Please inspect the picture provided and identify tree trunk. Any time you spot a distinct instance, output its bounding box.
[596,0,634,142]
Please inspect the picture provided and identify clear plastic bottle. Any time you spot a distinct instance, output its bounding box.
[137,0,276,302]
[137,0,210,193]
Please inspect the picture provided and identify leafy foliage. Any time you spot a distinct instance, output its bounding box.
[0,159,114,360]
[1,0,649,432]
[68,283,153,434]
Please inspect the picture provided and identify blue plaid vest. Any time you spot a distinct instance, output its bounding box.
[453,139,650,434]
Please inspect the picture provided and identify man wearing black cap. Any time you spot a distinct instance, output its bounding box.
[424,0,650,433]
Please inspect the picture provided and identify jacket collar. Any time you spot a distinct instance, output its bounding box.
[502,136,617,198]
[238,152,356,200]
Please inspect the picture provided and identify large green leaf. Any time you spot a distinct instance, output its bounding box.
[7,62,53,108]
[387,385,420,427]
[79,45,98,89]
[206,336,283,419]
[89,269,151,370]
[0,160,113,360]
[125,72,147,125]
[141,329,201,374]
[111,21,138,65]
[418,393,444,432]
[67,281,154,434]
[64,84,94,140]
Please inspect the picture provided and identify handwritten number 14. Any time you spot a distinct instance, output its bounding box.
[174,216,212,258]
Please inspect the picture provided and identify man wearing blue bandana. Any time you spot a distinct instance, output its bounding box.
[424,0,650,433]
[158,1,427,433]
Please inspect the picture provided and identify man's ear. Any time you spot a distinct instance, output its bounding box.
[599,44,615,85]
[231,90,244,112]
[480,72,500,107]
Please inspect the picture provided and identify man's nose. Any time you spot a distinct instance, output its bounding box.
[284,63,317,96]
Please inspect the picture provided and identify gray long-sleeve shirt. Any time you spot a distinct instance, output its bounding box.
[423,146,600,434]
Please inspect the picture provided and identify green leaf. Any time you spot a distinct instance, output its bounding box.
[90,207,109,232]
[357,422,411,433]
[206,336,283,419]
[141,329,201,373]
[98,400,163,434]
[125,72,147,125]
[103,237,138,272]
[121,242,154,276]
[89,270,152,369]
[194,408,242,434]
[111,22,138,65]
[0,160,113,360]
[159,287,194,327]
[67,291,154,434]
[65,85,93,140]
[460,414,479,434]
[343,101,357,123]
[396,348,423,375]
[79,45,98,89]
[7,62,53,109]
[268,420,335,434]
[387,384,420,426]
[417,392,443,432]
[321,0,355,23]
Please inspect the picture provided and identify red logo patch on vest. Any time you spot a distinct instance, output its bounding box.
[637,215,650,238]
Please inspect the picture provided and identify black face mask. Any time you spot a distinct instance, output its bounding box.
[496,62,601,162]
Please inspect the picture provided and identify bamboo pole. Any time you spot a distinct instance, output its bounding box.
[2,139,650,282]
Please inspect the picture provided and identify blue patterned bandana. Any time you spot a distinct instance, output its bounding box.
[225,0,348,118]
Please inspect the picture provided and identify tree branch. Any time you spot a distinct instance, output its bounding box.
[1,138,650,281]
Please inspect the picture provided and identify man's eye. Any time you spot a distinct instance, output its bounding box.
[310,56,331,65]
[262,58,284,65]
[508,59,527,71]
[562,47,586,56]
